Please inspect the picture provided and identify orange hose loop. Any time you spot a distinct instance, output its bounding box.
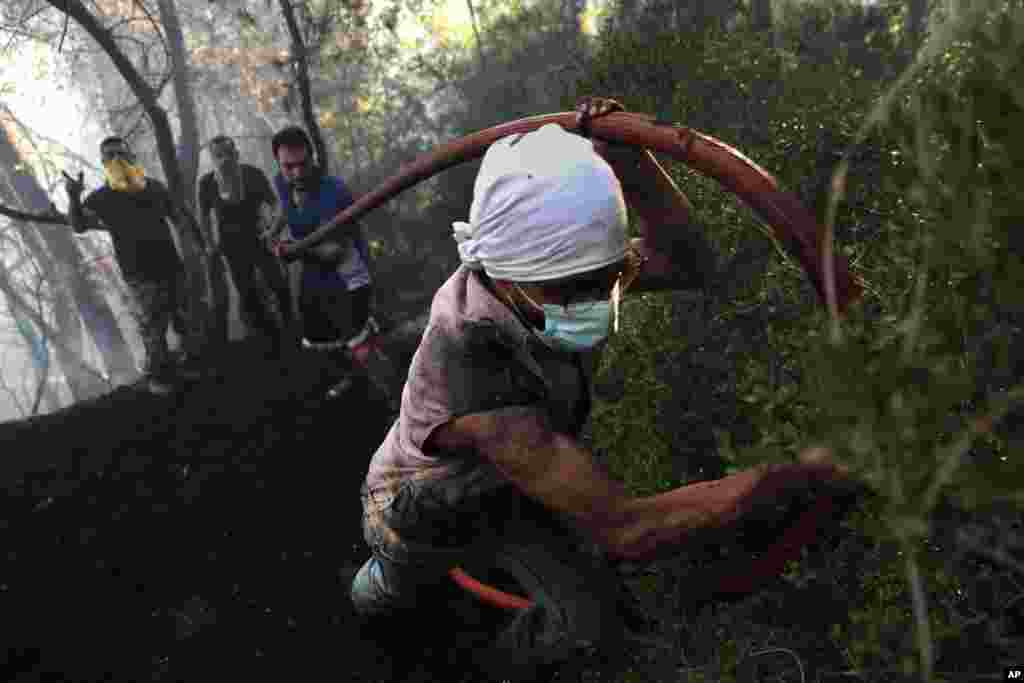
[289,111,861,314]
[449,567,533,611]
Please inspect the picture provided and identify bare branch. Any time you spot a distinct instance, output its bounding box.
[923,384,1024,511]
[122,109,149,141]
[958,529,1024,575]
[277,0,328,173]
[903,546,934,682]
[0,354,28,418]
[131,0,168,62]
[0,265,111,387]
[1,2,55,53]
[57,0,69,52]
[44,1,158,111]
[26,268,53,415]
[0,201,67,226]
[0,24,58,51]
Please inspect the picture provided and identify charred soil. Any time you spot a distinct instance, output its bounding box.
[0,336,476,682]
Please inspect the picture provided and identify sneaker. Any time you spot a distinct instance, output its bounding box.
[326,374,354,399]
[146,375,176,394]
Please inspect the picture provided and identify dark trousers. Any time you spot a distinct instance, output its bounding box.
[126,273,188,376]
[221,243,291,337]
[299,283,371,344]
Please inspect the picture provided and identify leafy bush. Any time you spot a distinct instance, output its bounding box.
[576,1,1024,680]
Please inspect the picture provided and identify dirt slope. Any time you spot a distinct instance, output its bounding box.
[0,335,476,682]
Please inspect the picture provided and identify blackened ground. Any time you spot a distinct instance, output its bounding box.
[0,333,493,683]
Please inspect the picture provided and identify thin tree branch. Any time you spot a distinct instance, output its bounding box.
[904,546,934,682]
[0,266,111,387]
[277,0,328,173]
[1,24,58,52]
[1,104,74,194]
[27,273,53,416]
[0,357,28,418]
[30,347,52,414]
[957,529,1024,575]
[466,0,487,73]
[121,109,149,142]
[923,384,1024,511]
[131,0,169,62]
[44,0,159,110]
[1,3,55,53]
[105,69,172,119]
[0,201,68,226]
[57,0,70,52]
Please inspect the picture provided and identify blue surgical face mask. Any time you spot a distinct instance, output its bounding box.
[515,285,616,352]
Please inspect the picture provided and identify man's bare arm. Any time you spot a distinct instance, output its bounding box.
[269,204,357,264]
[434,407,850,562]
[430,407,634,552]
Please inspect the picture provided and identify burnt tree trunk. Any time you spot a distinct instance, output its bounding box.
[158,0,228,349]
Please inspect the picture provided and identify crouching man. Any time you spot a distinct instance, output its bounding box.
[349,99,848,674]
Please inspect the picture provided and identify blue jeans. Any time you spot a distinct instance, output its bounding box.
[350,484,459,615]
[351,461,517,616]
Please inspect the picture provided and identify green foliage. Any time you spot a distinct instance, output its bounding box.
[579,4,898,488]
[576,1,1024,681]
[809,6,1024,517]
[591,294,677,494]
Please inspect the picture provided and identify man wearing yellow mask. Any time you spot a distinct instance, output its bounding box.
[64,136,210,393]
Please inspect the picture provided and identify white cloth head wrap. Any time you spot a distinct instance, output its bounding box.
[452,123,628,282]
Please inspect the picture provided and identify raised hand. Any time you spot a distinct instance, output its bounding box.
[62,170,85,199]
[575,95,625,135]
[575,96,642,167]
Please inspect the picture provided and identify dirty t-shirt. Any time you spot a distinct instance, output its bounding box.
[363,265,597,497]
[198,164,276,257]
[274,174,372,293]
[82,179,183,282]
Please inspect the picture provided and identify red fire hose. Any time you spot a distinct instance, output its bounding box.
[448,567,533,611]
[284,110,861,313]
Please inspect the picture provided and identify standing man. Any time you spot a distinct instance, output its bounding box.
[64,136,209,393]
[197,135,293,350]
[268,126,395,402]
